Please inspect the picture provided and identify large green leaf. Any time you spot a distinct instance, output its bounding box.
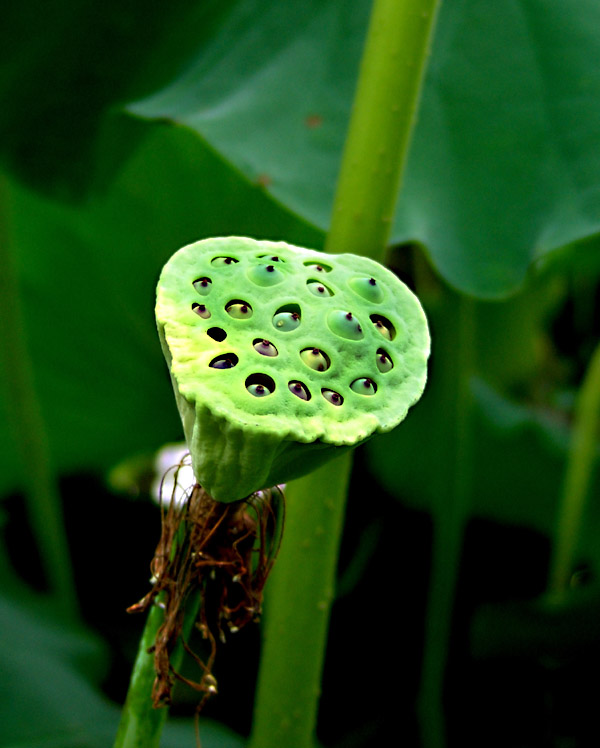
[0,0,235,198]
[0,586,244,748]
[130,0,600,297]
[0,123,323,495]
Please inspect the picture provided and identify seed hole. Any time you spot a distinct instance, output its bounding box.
[307,280,334,297]
[211,256,238,266]
[192,303,211,319]
[257,254,285,262]
[322,389,343,406]
[349,276,384,303]
[209,353,239,369]
[253,339,278,357]
[300,348,331,372]
[350,377,377,395]
[327,309,364,340]
[303,261,332,272]
[246,373,276,397]
[193,277,212,295]
[376,348,394,373]
[248,263,284,286]
[370,314,396,340]
[226,300,253,319]
[207,327,227,342]
[273,304,301,331]
[288,381,311,401]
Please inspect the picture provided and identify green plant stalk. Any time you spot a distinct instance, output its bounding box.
[548,340,600,598]
[249,1,441,746]
[417,292,475,748]
[249,453,352,748]
[325,0,441,260]
[0,172,78,620]
[114,592,201,748]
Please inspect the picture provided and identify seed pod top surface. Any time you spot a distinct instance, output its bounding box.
[156,237,430,500]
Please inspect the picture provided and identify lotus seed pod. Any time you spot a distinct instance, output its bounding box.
[156,236,430,501]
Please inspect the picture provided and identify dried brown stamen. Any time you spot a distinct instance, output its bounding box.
[128,460,285,713]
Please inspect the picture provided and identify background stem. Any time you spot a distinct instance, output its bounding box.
[250,1,441,746]
[417,292,475,748]
[548,340,600,597]
[0,172,78,620]
[114,592,201,748]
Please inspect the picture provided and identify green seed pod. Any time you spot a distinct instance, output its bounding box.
[156,236,430,501]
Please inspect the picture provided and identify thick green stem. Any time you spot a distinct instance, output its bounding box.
[0,172,78,620]
[548,341,600,598]
[114,592,201,748]
[417,292,475,748]
[250,1,441,746]
[326,0,441,260]
[248,452,352,748]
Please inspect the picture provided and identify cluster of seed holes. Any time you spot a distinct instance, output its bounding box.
[189,258,388,408]
[273,304,301,331]
[226,300,253,319]
[307,280,334,297]
[192,303,211,319]
[193,277,212,295]
[209,353,238,369]
[288,381,310,401]
[246,373,276,397]
[253,339,278,357]
[370,314,395,340]
[207,327,227,342]
[300,348,330,372]
[303,261,332,273]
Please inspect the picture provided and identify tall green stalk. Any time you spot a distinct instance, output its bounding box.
[417,292,475,748]
[114,593,201,748]
[548,341,600,598]
[0,172,78,620]
[249,1,441,746]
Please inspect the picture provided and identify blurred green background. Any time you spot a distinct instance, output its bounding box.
[1,1,599,746]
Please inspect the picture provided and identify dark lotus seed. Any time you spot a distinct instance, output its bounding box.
[350,377,377,395]
[245,373,275,396]
[266,265,275,272]
[273,311,301,331]
[307,280,333,297]
[300,348,330,371]
[226,301,253,319]
[376,349,394,373]
[209,353,238,369]
[192,303,211,319]
[288,381,310,400]
[349,277,384,303]
[370,314,395,340]
[248,383,269,397]
[322,389,343,406]
[193,277,212,296]
[253,339,278,357]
